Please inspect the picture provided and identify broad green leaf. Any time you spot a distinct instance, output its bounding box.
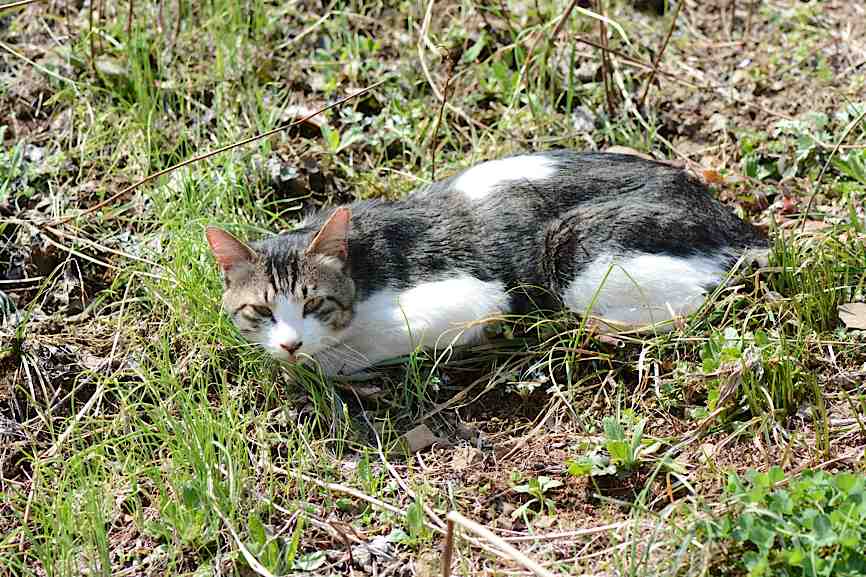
[248,512,266,545]
[606,439,630,465]
[602,416,625,441]
[833,471,859,495]
[780,546,805,566]
[294,551,326,572]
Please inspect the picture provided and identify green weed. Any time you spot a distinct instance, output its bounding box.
[704,468,866,577]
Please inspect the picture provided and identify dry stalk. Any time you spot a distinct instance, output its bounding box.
[729,0,737,38]
[0,40,78,86]
[572,36,691,86]
[38,233,166,281]
[210,499,276,577]
[44,225,165,273]
[350,387,448,533]
[637,0,683,110]
[430,47,459,181]
[276,0,337,51]
[169,0,182,55]
[88,0,97,76]
[417,0,481,131]
[270,464,445,534]
[502,520,635,542]
[270,468,514,566]
[446,511,557,577]
[596,0,615,117]
[0,0,44,12]
[511,0,583,112]
[39,272,138,460]
[441,517,455,577]
[746,0,757,37]
[17,471,36,553]
[609,56,696,165]
[126,0,134,40]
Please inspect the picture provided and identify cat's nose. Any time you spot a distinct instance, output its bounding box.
[280,341,303,359]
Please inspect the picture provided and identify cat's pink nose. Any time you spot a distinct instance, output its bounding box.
[280,341,302,360]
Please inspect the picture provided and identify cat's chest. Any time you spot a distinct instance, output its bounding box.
[338,272,511,359]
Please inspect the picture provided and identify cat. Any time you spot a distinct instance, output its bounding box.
[206,150,767,377]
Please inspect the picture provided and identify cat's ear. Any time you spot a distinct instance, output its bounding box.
[206,227,256,279]
[306,207,350,263]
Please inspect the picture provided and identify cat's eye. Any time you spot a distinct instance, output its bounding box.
[303,297,323,317]
[251,304,275,320]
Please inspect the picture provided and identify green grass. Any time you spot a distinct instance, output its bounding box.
[1,0,866,575]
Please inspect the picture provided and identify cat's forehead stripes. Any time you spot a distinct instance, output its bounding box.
[267,252,302,295]
[453,154,558,201]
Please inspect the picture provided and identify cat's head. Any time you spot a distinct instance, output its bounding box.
[206,208,355,363]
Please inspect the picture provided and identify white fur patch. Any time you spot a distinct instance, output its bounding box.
[265,295,343,362]
[310,273,510,375]
[562,252,730,326]
[264,296,305,360]
[453,155,558,200]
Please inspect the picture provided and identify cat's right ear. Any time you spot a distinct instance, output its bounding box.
[306,207,351,263]
[206,227,256,283]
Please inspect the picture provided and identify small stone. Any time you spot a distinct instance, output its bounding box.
[571,106,596,132]
[839,303,866,330]
[709,113,728,133]
[94,56,127,78]
[402,424,437,454]
[368,535,391,557]
[24,144,44,163]
[698,443,716,463]
[455,421,478,442]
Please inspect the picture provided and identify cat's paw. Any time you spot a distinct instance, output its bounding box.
[332,370,383,382]
[332,373,385,400]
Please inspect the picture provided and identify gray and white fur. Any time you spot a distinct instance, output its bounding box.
[207,150,766,376]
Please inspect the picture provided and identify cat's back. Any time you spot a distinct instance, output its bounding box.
[411,149,763,250]
[412,149,693,207]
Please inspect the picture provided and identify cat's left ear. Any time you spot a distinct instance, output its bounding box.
[307,207,350,263]
[206,227,257,281]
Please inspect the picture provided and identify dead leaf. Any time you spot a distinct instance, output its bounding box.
[79,351,107,371]
[451,447,483,471]
[94,56,127,78]
[839,303,866,330]
[701,168,725,184]
[802,220,833,232]
[698,442,716,463]
[532,515,556,529]
[780,195,798,215]
[281,104,327,129]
